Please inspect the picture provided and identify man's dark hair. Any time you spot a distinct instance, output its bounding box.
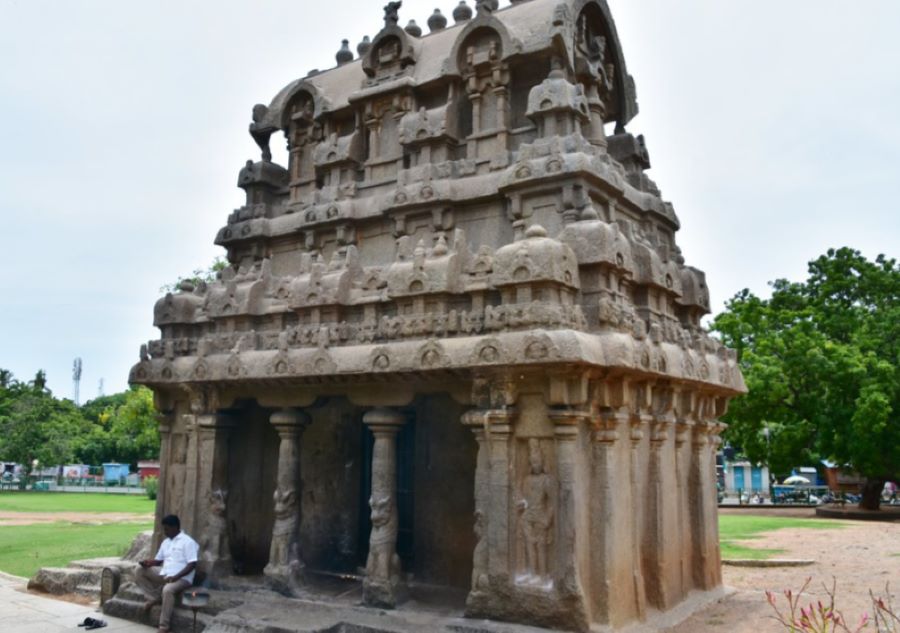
[161,514,180,529]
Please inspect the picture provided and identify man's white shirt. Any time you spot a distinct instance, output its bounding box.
[154,531,199,584]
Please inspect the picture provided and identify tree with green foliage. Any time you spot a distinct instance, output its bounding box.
[713,248,899,510]
[75,387,158,466]
[160,256,228,294]
[105,386,159,465]
[0,373,90,475]
[0,370,159,472]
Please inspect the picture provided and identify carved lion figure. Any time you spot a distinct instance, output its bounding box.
[366,495,401,584]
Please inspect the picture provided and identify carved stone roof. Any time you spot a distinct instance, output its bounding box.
[258,0,636,128]
[132,0,745,399]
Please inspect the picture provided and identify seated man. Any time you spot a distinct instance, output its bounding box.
[135,514,199,633]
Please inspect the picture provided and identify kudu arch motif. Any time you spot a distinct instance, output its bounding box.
[129,0,744,630]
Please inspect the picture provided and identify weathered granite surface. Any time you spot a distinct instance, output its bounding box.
[126,1,745,630]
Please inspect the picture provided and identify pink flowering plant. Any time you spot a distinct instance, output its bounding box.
[766,578,898,632]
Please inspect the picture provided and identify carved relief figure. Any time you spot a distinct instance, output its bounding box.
[471,509,489,592]
[517,439,554,582]
[203,489,230,567]
[267,487,300,574]
[366,495,402,585]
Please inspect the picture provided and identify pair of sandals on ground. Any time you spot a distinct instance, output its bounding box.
[76,617,107,630]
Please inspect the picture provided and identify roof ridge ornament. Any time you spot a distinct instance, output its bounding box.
[453,1,473,23]
[384,1,402,25]
[475,0,498,14]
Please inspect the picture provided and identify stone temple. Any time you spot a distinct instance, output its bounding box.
[122,1,745,630]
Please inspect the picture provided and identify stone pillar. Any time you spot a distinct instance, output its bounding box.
[674,417,692,597]
[264,408,311,591]
[470,90,483,135]
[689,420,716,589]
[152,412,174,553]
[362,407,407,608]
[182,413,200,535]
[584,82,608,148]
[196,412,236,580]
[494,85,509,149]
[591,408,627,626]
[646,416,670,609]
[549,409,591,631]
[462,411,491,603]
[708,422,726,587]
[628,414,647,620]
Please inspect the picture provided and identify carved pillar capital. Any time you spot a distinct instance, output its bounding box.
[675,418,693,446]
[594,407,628,443]
[461,408,516,435]
[362,407,405,434]
[548,409,590,440]
[155,411,175,432]
[198,411,237,436]
[270,408,311,436]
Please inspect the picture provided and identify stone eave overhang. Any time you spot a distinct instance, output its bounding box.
[130,329,746,397]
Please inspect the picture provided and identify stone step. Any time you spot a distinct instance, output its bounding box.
[103,594,214,632]
[68,557,130,571]
[28,567,96,595]
[75,583,102,597]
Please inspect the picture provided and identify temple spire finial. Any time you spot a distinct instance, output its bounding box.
[384,1,402,25]
[475,0,498,14]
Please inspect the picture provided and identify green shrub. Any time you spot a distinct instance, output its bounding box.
[143,475,158,501]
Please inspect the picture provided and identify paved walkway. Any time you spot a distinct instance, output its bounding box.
[0,572,153,633]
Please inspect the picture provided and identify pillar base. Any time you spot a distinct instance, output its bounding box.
[200,558,234,587]
[465,579,590,632]
[363,575,407,609]
[264,562,306,595]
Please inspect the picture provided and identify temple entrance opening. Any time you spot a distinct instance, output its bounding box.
[219,392,475,610]
[226,400,279,575]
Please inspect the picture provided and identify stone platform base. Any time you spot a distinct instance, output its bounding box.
[28,557,137,598]
[816,504,900,521]
[103,574,732,633]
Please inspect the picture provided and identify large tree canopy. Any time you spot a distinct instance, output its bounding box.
[712,248,899,509]
[0,377,89,473]
[0,371,159,472]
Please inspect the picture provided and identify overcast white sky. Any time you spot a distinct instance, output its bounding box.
[0,0,897,399]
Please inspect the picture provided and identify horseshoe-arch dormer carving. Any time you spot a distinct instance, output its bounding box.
[362,25,418,84]
[571,0,638,133]
[279,84,326,203]
[447,14,519,78]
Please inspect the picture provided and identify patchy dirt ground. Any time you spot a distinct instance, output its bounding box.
[0,511,152,526]
[668,510,900,632]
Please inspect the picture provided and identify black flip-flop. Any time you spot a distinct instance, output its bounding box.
[85,620,107,630]
[78,617,98,627]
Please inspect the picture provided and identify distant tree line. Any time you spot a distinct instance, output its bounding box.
[0,369,158,475]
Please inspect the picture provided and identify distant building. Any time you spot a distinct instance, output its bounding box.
[137,461,160,481]
[102,463,130,483]
[791,466,824,486]
[821,460,863,492]
[724,460,770,495]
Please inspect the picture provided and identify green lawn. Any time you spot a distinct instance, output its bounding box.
[0,491,154,514]
[0,522,153,578]
[719,514,846,560]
